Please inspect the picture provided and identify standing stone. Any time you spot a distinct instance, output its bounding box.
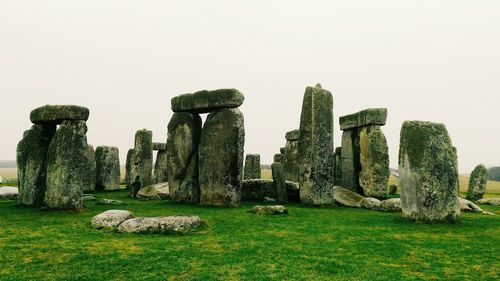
[153,150,169,183]
[95,146,121,191]
[129,129,153,198]
[298,84,334,205]
[358,126,390,199]
[82,145,96,193]
[334,147,342,186]
[17,124,56,207]
[399,121,460,223]
[125,149,134,190]
[45,120,88,209]
[166,113,202,203]
[273,153,282,163]
[199,108,245,207]
[341,130,360,193]
[244,154,261,180]
[282,130,300,182]
[466,164,488,201]
[272,162,287,203]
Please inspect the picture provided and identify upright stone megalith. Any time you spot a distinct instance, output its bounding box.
[82,145,96,193]
[17,124,56,206]
[166,113,202,203]
[45,120,88,209]
[244,154,261,180]
[272,162,287,203]
[359,126,390,198]
[152,142,168,183]
[399,121,460,223]
[129,129,153,197]
[199,108,245,207]
[95,146,121,191]
[282,129,300,182]
[466,164,488,201]
[298,84,334,205]
[125,148,134,190]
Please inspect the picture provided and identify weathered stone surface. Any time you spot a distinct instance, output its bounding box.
[243,154,261,180]
[466,164,488,201]
[285,129,299,141]
[357,197,381,209]
[17,124,56,206]
[129,129,153,198]
[298,85,334,205]
[399,121,460,223]
[45,120,88,209]
[249,205,288,215]
[153,142,166,151]
[272,162,287,203]
[339,108,387,130]
[280,147,286,154]
[273,153,282,163]
[282,137,299,182]
[333,186,364,207]
[96,198,125,205]
[95,146,120,191]
[199,108,245,207]
[241,179,300,203]
[0,186,19,200]
[153,150,168,184]
[334,147,342,186]
[359,126,390,199]
[340,130,360,193]
[477,198,500,206]
[91,210,134,230]
[125,148,134,190]
[166,112,202,203]
[378,198,402,212]
[82,145,96,193]
[459,198,493,215]
[137,182,170,200]
[117,216,202,234]
[171,88,244,114]
[30,105,89,124]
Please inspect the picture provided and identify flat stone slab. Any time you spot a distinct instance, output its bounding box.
[91,210,134,230]
[171,89,244,114]
[0,186,18,200]
[459,198,494,215]
[249,205,288,215]
[30,105,89,124]
[477,198,500,206]
[285,129,299,141]
[137,182,170,200]
[117,216,202,234]
[339,108,387,130]
[152,142,166,151]
[333,186,364,207]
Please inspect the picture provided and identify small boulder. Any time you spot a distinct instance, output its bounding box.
[333,186,365,207]
[250,205,288,215]
[459,198,494,215]
[91,210,134,230]
[137,182,170,200]
[476,198,500,206]
[378,198,402,212]
[96,198,125,205]
[357,197,381,210]
[117,216,202,234]
[0,186,19,200]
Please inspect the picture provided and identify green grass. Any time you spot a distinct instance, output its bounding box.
[0,190,499,281]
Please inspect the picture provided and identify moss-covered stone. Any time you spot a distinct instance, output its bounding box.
[359,126,390,199]
[44,120,88,209]
[339,108,387,130]
[466,164,488,201]
[82,145,96,193]
[273,153,282,163]
[153,150,168,184]
[95,146,120,191]
[399,121,460,223]
[199,108,244,207]
[241,179,300,203]
[152,142,166,151]
[341,129,362,193]
[298,85,335,205]
[280,147,286,154]
[243,154,261,180]
[166,112,202,203]
[282,139,299,182]
[30,105,89,124]
[129,129,153,198]
[272,162,287,203]
[285,129,300,141]
[171,89,244,114]
[125,148,134,190]
[16,124,56,207]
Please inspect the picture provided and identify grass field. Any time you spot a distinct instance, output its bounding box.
[0,189,499,281]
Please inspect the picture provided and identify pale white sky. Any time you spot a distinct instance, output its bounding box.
[0,0,499,173]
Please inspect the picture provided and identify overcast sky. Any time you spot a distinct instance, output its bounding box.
[1,0,499,173]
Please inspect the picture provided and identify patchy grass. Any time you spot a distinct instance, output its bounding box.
[0,190,498,281]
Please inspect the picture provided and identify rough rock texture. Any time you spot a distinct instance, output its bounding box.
[171,88,244,114]
[82,145,96,193]
[273,153,282,163]
[199,108,245,207]
[152,142,166,151]
[91,210,134,230]
[129,129,153,198]
[243,154,261,180]
[0,186,19,200]
[95,146,120,191]
[250,205,288,215]
[378,198,402,212]
[357,197,381,209]
[459,198,493,215]
[16,124,56,206]
[30,105,89,124]
[339,108,387,130]
[399,121,460,223]
[341,129,361,193]
[466,164,488,201]
[333,186,364,207]
[125,149,134,190]
[137,182,170,200]
[285,129,299,141]
[153,150,168,184]
[282,134,299,182]
[272,162,288,203]
[334,147,342,186]
[298,85,335,205]
[166,112,202,203]
[117,216,202,234]
[477,198,500,206]
[241,179,300,203]
[358,126,390,199]
[45,120,88,209]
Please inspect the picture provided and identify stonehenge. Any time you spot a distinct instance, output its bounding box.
[272,162,287,203]
[95,146,120,191]
[82,145,96,193]
[153,142,168,184]
[466,164,488,201]
[243,154,261,180]
[281,129,300,182]
[128,129,153,198]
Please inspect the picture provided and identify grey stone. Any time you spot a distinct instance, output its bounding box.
[249,205,288,215]
[399,121,460,223]
[30,104,89,124]
[91,210,134,230]
[282,137,299,182]
[466,164,488,201]
[96,198,125,205]
[166,112,202,203]
[263,197,277,203]
[459,198,494,215]
[334,147,342,186]
[285,129,299,141]
[125,149,134,190]
[129,129,153,198]
[171,88,244,114]
[273,153,282,163]
[333,186,364,207]
[199,108,245,207]
[153,142,166,151]
[117,216,202,234]
[241,179,300,203]
[17,124,56,206]
[95,146,120,191]
[45,120,88,209]
[153,150,168,184]
[0,186,19,200]
[82,145,96,193]
[243,154,261,180]
[298,85,335,205]
[378,198,402,212]
[339,108,387,130]
[357,197,381,210]
[272,162,287,203]
[137,182,170,200]
[280,147,286,154]
[83,195,96,201]
[476,198,500,206]
[340,129,361,193]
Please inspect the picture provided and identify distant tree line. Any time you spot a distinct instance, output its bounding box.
[488,167,500,182]
[0,161,16,168]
